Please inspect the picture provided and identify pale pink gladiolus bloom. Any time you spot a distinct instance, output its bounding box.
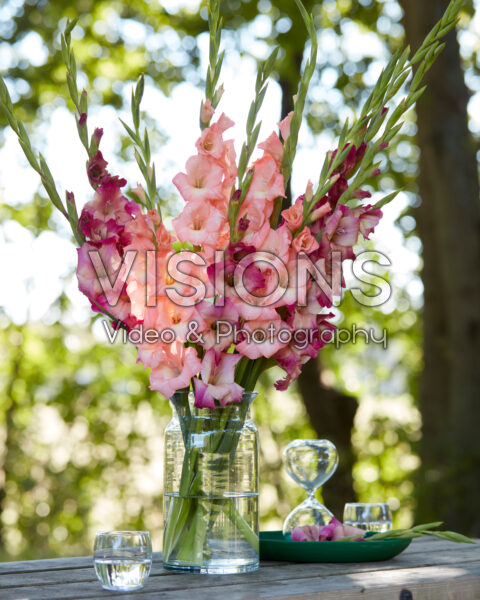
[217,112,235,132]
[194,349,244,408]
[147,297,199,343]
[259,224,292,264]
[196,123,226,160]
[291,527,310,541]
[235,318,290,359]
[173,155,225,203]
[149,343,202,398]
[245,155,285,206]
[173,199,228,251]
[239,201,271,248]
[258,131,284,165]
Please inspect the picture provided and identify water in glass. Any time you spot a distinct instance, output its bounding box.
[343,503,393,532]
[94,531,152,591]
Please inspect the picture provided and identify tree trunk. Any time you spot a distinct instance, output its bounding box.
[279,73,357,519]
[401,0,480,535]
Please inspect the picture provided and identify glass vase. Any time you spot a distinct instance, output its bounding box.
[163,391,259,574]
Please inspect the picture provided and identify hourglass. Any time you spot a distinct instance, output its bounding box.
[282,439,339,535]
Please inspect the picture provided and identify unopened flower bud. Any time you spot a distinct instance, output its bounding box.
[238,216,250,231]
[93,128,103,143]
[200,99,214,125]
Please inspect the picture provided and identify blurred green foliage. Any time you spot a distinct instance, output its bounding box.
[0,0,478,559]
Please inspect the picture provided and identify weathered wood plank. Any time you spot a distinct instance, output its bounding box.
[0,536,469,575]
[136,563,480,600]
[1,545,479,591]
[1,539,479,600]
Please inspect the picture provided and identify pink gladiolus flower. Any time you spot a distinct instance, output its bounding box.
[217,113,235,132]
[173,199,229,252]
[173,155,225,203]
[292,227,319,255]
[291,524,327,542]
[259,224,292,264]
[194,349,244,409]
[342,525,367,539]
[149,343,202,399]
[324,205,360,247]
[291,518,365,542]
[282,196,304,231]
[258,131,284,165]
[245,155,285,207]
[79,182,139,242]
[149,298,199,343]
[76,239,135,329]
[196,123,226,160]
[279,111,293,141]
[195,300,239,351]
[352,204,383,239]
[238,199,272,247]
[236,318,289,359]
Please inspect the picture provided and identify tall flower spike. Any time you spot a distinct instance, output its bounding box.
[201,0,225,129]
[120,74,162,217]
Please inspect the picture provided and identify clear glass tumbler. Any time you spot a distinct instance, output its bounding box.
[93,531,152,591]
[343,502,393,532]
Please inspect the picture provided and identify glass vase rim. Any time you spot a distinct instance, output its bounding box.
[170,390,258,404]
[95,530,151,536]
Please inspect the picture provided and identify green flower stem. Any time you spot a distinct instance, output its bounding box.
[0,76,87,245]
[200,0,224,129]
[300,0,464,224]
[339,521,475,544]
[223,499,259,553]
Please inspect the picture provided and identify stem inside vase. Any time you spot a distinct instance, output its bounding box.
[163,391,259,574]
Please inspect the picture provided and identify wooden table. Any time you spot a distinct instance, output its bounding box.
[1,537,479,600]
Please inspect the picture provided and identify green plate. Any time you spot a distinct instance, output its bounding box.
[260,531,411,562]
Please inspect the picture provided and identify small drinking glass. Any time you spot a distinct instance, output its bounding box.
[94,531,152,592]
[343,502,392,532]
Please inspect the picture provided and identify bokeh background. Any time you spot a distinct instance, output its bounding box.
[0,0,479,559]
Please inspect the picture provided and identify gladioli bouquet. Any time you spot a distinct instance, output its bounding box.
[0,0,463,572]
